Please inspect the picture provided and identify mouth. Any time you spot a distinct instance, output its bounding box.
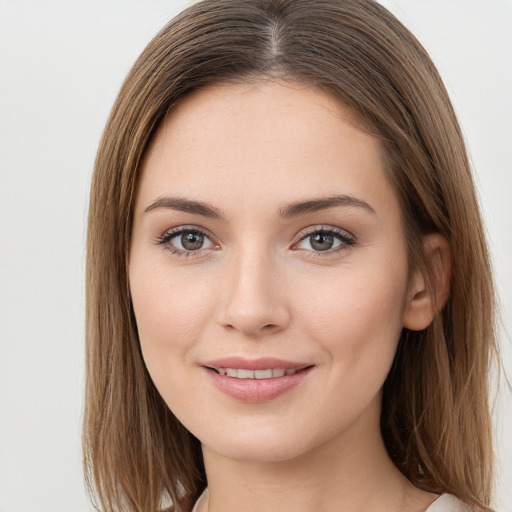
[202,358,315,402]
[208,367,307,379]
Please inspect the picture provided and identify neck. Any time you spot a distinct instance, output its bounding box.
[200,403,436,512]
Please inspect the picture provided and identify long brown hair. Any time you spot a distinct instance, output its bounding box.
[84,1,497,510]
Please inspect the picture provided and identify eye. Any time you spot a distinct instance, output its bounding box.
[156,227,218,256]
[293,226,355,254]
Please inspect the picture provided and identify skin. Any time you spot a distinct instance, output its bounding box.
[129,82,449,511]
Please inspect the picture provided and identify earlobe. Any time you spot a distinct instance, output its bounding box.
[402,233,452,331]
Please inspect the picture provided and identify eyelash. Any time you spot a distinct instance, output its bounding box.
[292,225,356,258]
[156,226,218,258]
[155,225,356,258]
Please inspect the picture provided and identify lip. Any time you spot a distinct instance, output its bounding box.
[202,357,314,403]
[203,357,311,371]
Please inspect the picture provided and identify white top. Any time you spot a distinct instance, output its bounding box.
[425,494,470,511]
[191,489,470,512]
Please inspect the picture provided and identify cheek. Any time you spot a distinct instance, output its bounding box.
[129,263,220,424]
[129,258,214,374]
[298,264,408,371]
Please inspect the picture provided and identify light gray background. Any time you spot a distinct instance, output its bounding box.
[0,1,510,511]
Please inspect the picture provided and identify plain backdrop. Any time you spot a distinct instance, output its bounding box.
[0,1,511,511]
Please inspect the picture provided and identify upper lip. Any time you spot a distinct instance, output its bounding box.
[202,357,312,371]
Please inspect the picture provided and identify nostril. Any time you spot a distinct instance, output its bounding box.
[217,297,291,335]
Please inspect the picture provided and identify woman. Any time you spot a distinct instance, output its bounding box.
[83,1,497,511]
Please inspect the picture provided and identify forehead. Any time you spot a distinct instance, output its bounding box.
[136,81,398,221]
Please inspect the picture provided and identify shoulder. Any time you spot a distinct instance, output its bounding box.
[425,494,471,512]
[163,488,208,512]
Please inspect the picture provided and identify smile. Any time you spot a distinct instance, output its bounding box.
[203,360,314,402]
[211,368,297,378]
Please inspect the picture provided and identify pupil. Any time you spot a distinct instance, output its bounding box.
[181,232,203,250]
[311,233,333,251]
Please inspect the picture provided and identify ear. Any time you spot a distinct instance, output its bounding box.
[402,233,452,331]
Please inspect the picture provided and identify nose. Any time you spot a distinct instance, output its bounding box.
[216,247,291,337]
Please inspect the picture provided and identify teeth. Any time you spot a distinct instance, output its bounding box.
[214,368,297,379]
[255,369,272,379]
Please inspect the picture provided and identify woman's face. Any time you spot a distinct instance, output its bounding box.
[129,82,416,462]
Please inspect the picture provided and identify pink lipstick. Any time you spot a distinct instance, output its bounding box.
[202,357,314,403]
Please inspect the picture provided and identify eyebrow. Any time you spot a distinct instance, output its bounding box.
[278,195,376,218]
[144,195,225,220]
[144,194,375,219]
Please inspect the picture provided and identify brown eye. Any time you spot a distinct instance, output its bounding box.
[294,227,355,254]
[181,232,205,250]
[157,228,216,254]
[310,233,334,251]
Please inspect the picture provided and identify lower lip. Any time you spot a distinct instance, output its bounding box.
[204,367,314,403]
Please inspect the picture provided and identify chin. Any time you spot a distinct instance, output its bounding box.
[206,438,309,463]
[196,419,329,464]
